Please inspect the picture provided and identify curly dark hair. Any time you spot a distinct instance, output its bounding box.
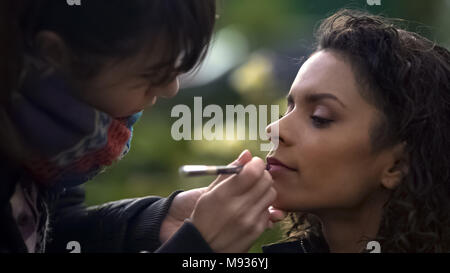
[285,9,450,252]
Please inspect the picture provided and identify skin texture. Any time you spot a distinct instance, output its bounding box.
[266,50,405,252]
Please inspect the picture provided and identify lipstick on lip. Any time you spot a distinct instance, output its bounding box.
[266,157,297,172]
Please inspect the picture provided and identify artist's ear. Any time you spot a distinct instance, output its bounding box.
[381,142,409,190]
[35,31,71,71]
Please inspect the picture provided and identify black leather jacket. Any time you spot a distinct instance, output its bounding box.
[0,157,212,253]
[263,235,330,253]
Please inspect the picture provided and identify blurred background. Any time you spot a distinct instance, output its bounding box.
[85,0,450,252]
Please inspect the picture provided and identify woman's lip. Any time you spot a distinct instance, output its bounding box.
[266,157,297,172]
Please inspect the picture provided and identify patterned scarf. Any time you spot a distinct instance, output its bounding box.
[8,71,142,189]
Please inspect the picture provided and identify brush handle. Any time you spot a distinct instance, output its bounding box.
[179,165,244,177]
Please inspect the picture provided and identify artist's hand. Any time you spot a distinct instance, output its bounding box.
[159,150,286,247]
[190,150,285,253]
[159,150,252,244]
[159,187,207,244]
[207,150,286,226]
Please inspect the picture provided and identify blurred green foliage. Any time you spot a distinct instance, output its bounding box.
[85,0,450,252]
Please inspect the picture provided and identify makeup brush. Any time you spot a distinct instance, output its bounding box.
[179,164,270,177]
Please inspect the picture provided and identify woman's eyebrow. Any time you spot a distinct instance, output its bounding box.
[304,93,347,109]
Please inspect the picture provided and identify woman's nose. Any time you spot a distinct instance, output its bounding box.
[266,122,273,135]
[266,119,285,145]
[266,120,284,144]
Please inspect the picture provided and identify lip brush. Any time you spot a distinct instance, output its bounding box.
[179,164,270,177]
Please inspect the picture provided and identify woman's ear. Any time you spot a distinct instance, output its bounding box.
[381,142,409,190]
[35,31,71,71]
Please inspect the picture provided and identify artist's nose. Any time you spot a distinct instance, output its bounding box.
[158,77,180,99]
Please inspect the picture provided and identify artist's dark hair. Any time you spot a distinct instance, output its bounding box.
[286,9,450,252]
[1,0,216,105]
[0,0,216,162]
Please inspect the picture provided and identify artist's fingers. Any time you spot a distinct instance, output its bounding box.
[241,170,273,205]
[207,150,253,191]
[225,207,272,253]
[229,149,253,167]
[215,156,266,196]
[244,184,277,225]
[190,157,273,253]
[268,206,287,223]
[266,212,274,229]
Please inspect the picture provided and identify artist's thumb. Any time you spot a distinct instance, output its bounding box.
[233,149,252,166]
[207,150,252,190]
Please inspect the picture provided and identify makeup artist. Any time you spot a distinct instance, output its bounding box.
[0,0,284,253]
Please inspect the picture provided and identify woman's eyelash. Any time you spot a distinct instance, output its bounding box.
[279,113,334,128]
[310,115,333,128]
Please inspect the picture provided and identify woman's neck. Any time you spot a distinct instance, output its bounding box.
[316,189,389,253]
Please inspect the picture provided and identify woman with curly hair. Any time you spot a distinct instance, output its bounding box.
[263,9,450,253]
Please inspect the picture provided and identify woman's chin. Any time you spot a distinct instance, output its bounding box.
[271,196,315,213]
[271,198,293,212]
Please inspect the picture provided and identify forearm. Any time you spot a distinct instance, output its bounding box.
[46,186,180,253]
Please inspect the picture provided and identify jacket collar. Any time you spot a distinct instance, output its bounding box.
[262,234,330,253]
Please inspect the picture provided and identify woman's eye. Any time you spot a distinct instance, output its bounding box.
[310,115,333,128]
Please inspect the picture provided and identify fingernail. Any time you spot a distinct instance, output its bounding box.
[237,150,248,161]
